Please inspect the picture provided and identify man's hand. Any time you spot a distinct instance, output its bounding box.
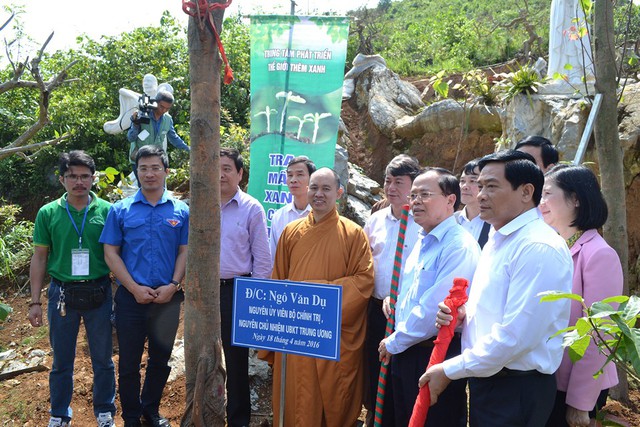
[418,364,451,406]
[130,111,140,128]
[382,296,392,319]
[435,302,465,329]
[28,304,43,327]
[378,338,392,365]
[565,406,590,427]
[132,284,157,304]
[154,284,177,304]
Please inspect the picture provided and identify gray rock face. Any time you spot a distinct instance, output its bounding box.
[501,94,589,161]
[620,83,640,183]
[349,55,424,139]
[343,163,383,226]
[395,99,501,139]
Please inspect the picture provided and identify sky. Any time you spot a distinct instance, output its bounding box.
[3,0,379,54]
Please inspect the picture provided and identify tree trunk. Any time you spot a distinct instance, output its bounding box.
[182,4,227,426]
[593,0,629,403]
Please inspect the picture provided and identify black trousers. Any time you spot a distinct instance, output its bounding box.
[469,371,556,427]
[221,282,251,427]
[364,298,395,427]
[115,285,183,422]
[391,335,467,427]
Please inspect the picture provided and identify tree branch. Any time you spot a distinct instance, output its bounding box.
[0,133,71,161]
[0,24,78,158]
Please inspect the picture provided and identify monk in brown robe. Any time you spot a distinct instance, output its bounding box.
[259,167,374,427]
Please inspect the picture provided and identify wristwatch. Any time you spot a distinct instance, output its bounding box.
[171,280,183,291]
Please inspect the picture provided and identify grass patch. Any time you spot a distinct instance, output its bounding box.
[20,326,48,347]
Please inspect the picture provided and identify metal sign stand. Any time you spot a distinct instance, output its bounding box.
[572,93,603,165]
[279,353,287,427]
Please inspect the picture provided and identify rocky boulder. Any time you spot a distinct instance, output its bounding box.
[341,55,499,182]
[395,99,501,138]
[501,93,589,161]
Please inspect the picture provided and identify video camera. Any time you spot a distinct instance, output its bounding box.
[131,94,157,125]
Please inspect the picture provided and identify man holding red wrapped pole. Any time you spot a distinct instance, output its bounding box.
[377,167,480,427]
[419,150,573,426]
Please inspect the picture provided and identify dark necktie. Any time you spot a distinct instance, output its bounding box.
[478,221,491,249]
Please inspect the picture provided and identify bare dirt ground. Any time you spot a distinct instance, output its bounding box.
[1,290,638,426]
[0,292,273,426]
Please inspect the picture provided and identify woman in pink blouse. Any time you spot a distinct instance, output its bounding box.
[540,165,623,427]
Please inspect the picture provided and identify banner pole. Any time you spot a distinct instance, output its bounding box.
[373,205,410,426]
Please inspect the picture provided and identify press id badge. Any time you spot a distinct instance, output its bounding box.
[138,129,150,141]
[71,249,90,276]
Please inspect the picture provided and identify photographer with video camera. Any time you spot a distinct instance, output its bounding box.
[127,90,189,182]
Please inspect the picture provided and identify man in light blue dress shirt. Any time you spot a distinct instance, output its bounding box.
[378,168,480,427]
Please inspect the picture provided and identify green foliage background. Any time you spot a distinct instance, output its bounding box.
[0,11,250,217]
[1,0,638,218]
[347,0,551,75]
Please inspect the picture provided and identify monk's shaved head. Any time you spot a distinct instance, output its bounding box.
[308,168,343,222]
[311,167,341,190]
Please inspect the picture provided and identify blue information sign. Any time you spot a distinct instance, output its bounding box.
[232,277,342,361]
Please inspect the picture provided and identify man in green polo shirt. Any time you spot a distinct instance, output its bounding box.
[28,150,116,427]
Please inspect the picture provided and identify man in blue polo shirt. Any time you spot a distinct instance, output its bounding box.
[100,145,189,427]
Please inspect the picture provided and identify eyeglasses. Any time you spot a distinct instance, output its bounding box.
[137,166,165,174]
[64,174,93,182]
[408,191,444,202]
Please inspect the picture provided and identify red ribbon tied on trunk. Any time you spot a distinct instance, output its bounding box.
[408,277,469,427]
[182,0,234,84]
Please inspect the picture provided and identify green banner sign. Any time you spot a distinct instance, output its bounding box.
[248,15,350,226]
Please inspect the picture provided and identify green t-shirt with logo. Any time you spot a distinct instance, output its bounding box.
[33,192,111,282]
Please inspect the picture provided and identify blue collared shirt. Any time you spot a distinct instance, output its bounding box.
[386,215,480,354]
[100,190,189,287]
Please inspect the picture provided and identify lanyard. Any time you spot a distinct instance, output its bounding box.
[65,198,90,249]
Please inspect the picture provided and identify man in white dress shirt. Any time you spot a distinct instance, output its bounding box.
[421,150,573,427]
[362,154,422,426]
[455,158,491,248]
[269,156,316,259]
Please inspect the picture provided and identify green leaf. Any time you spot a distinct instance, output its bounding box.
[568,334,591,363]
[562,329,581,346]
[621,295,640,322]
[628,57,639,67]
[103,167,120,175]
[590,301,619,318]
[563,63,574,71]
[0,302,12,322]
[549,325,577,339]
[433,80,449,98]
[538,291,583,303]
[601,295,629,305]
[575,317,592,336]
[622,332,640,377]
[579,0,593,15]
[552,72,568,81]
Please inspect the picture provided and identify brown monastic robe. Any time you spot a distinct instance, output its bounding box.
[259,208,374,427]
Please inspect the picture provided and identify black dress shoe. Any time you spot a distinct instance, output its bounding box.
[142,413,171,427]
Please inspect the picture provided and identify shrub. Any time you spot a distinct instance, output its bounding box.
[0,202,33,289]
